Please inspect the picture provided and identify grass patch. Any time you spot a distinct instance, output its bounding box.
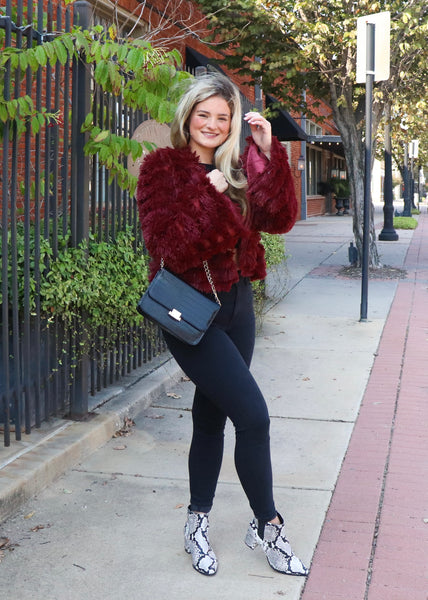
[393,216,418,230]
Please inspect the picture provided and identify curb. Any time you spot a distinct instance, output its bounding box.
[0,357,182,524]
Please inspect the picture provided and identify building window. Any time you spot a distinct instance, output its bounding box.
[307,145,322,195]
[305,120,323,195]
[306,121,323,137]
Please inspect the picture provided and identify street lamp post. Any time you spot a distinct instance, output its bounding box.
[379,106,398,241]
[409,140,419,209]
[402,142,411,216]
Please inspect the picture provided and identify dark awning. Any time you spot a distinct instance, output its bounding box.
[185,47,225,74]
[265,95,307,142]
[307,134,344,157]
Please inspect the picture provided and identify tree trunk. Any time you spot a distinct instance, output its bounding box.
[331,101,381,268]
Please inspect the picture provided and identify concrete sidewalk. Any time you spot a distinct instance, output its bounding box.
[0,205,426,600]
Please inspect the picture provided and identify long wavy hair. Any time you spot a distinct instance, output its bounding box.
[170,73,248,214]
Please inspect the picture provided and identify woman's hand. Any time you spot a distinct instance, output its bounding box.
[244,111,272,158]
[207,169,229,193]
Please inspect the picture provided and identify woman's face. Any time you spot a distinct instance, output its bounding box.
[188,95,231,162]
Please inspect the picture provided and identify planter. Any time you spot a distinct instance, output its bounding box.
[335,196,350,215]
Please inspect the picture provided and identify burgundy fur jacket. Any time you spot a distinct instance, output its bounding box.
[136,136,298,293]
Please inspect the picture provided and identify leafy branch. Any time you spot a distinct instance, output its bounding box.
[0,23,193,192]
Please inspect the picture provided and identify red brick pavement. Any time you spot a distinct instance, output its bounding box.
[300,212,428,600]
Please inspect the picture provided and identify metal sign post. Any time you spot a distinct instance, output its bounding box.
[360,22,375,321]
[356,12,390,321]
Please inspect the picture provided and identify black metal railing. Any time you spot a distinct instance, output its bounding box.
[1,0,166,447]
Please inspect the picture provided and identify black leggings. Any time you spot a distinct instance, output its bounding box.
[163,276,276,523]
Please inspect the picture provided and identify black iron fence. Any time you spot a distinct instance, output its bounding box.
[1,0,167,447]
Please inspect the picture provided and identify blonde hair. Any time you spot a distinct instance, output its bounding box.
[170,73,248,211]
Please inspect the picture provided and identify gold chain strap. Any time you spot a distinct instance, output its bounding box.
[160,258,221,306]
[203,260,221,306]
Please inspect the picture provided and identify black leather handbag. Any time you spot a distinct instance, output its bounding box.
[137,260,221,345]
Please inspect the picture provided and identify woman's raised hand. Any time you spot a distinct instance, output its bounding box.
[207,169,229,193]
[244,112,272,158]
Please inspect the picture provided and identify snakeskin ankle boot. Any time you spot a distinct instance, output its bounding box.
[245,512,308,576]
[184,508,218,576]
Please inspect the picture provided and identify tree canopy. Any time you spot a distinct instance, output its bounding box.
[197,0,427,130]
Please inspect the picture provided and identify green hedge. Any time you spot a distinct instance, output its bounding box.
[393,217,418,230]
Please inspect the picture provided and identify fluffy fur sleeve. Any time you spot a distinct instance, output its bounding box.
[242,137,298,234]
[136,147,245,274]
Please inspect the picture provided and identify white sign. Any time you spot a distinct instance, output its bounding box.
[356,11,390,83]
[409,140,419,159]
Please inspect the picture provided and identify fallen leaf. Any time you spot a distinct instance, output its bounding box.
[0,538,16,563]
[113,417,136,437]
[31,524,47,532]
[167,392,181,399]
[24,512,35,520]
[175,503,184,509]
[303,377,310,381]
[113,445,127,451]
[181,376,190,382]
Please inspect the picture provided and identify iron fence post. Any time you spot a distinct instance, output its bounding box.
[71,1,91,418]
[1,17,12,447]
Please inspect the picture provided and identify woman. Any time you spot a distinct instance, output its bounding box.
[137,73,308,577]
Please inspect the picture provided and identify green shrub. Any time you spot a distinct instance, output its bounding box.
[1,223,148,340]
[0,223,52,309]
[40,227,148,330]
[330,178,350,197]
[252,232,288,328]
[393,216,418,230]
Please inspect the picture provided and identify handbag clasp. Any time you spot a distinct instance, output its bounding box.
[168,308,182,321]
